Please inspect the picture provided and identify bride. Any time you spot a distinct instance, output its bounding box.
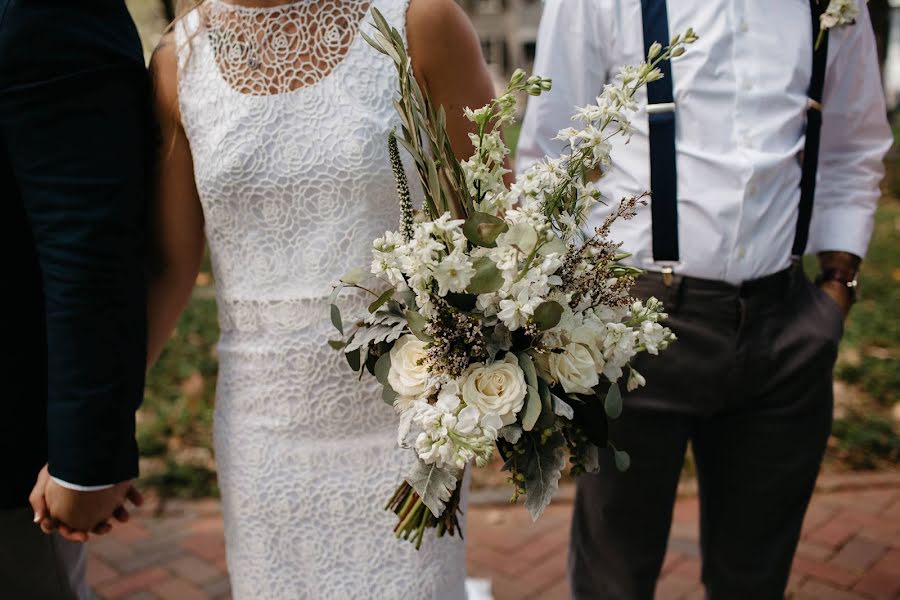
[147,0,496,597]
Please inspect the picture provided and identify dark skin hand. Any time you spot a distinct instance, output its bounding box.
[817,250,860,318]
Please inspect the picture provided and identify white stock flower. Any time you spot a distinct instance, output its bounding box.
[414,382,498,470]
[461,353,528,426]
[637,321,669,355]
[497,287,542,331]
[601,323,638,382]
[627,368,647,392]
[549,343,600,395]
[387,335,430,403]
[433,250,475,297]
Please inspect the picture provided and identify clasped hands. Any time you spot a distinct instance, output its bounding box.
[29,465,144,543]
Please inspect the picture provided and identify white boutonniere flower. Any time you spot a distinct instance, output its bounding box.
[817,0,867,49]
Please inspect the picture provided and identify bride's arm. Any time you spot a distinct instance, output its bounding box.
[146,34,206,368]
[407,0,498,161]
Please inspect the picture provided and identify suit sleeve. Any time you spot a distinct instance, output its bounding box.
[8,58,150,487]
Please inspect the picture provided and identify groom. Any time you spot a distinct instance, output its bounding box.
[518,0,891,598]
[0,1,150,597]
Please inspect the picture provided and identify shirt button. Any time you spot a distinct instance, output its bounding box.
[736,246,747,259]
[741,80,753,91]
[748,184,759,195]
[740,21,749,33]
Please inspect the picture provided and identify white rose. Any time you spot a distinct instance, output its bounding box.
[550,343,600,395]
[461,353,527,426]
[387,335,430,403]
[571,320,607,372]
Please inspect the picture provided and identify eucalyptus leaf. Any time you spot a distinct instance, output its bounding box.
[604,383,623,420]
[522,433,567,521]
[485,324,512,358]
[368,288,395,314]
[532,301,564,331]
[405,460,461,518]
[327,340,346,351]
[521,385,542,432]
[614,450,631,472]
[517,353,538,389]
[463,212,509,248]
[467,257,503,295]
[345,348,361,372]
[405,309,431,342]
[382,384,398,406]
[374,352,392,385]
[329,304,344,335]
[535,379,556,431]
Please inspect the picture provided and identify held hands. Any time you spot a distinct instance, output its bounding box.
[29,465,144,543]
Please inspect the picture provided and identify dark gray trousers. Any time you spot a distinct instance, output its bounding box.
[570,267,841,600]
[0,508,91,599]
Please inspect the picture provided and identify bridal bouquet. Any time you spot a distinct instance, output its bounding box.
[329,10,694,548]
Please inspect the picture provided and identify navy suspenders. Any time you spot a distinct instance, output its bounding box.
[640,0,679,264]
[794,1,830,258]
[638,0,830,269]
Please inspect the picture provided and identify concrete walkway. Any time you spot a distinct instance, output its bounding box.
[87,472,900,600]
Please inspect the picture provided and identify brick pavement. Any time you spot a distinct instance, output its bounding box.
[88,472,900,600]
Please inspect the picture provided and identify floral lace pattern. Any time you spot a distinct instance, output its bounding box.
[175,1,468,597]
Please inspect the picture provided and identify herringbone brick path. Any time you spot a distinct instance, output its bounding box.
[88,472,900,600]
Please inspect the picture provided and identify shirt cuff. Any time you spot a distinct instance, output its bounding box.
[50,477,115,492]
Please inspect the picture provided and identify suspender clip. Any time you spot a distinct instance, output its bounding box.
[647,102,676,115]
[807,98,823,112]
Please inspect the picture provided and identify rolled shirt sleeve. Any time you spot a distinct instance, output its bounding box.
[806,7,893,258]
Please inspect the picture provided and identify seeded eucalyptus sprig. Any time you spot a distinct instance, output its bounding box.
[388,130,415,242]
[363,8,472,220]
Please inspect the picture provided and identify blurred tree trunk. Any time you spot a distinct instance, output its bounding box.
[869,0,890,71]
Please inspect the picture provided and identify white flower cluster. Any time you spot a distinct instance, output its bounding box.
[820,0,862,31]
[536,298,674,396]
[389,337,526,470]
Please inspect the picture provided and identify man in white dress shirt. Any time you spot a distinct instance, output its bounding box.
[517,1,892,598]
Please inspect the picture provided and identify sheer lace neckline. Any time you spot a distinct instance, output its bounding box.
[201,0,374,96]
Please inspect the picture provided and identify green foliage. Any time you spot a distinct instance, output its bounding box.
[143,461,219,499]
[831,414,900,469]
[835,200,900,407]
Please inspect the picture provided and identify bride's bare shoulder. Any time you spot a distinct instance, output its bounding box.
[406,0,484,80]
[150,32,180,122]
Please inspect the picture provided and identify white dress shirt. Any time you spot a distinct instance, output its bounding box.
[517,0,892,284]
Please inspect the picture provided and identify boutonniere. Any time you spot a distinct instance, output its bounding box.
[816,0,868,49]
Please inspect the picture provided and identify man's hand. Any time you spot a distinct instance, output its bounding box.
[819,278,853,318]
[29,465,143,542]
[817,251,861,320]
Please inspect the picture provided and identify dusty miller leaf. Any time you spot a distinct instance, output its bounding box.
[553,394,575,420]
[522,433,566,521]
[405,460,461,518]
[499,424,523,444]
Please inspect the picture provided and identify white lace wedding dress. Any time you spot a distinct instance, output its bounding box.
[174,1,476,598]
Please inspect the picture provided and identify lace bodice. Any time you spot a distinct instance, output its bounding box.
[177,0,415,334]
[175,3,469,599]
